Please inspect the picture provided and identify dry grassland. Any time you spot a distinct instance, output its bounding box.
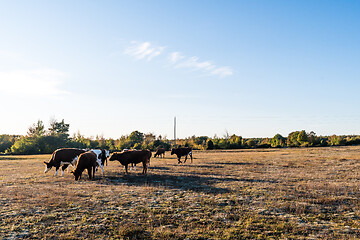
[0,147,359,239]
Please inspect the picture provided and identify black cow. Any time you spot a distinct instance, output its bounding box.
[71,151,98,180]
[171,147,193,164]
[44,148,86,176]
[109,150,151,174]
[154,148,165,158]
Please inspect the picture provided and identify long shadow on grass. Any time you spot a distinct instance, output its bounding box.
[103,172,277,194]
[207,162,265,166]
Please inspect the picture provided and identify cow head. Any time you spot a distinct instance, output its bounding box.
[109,152,123,162]
[71,170,81,181]
[43,161,53,173]
[109,153,118,161]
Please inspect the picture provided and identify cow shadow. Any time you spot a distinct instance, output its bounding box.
[172,164,224,169]
[208,162,265,166]
[102,172,277,194]
[104,173,230,194]
[148,166,170,170]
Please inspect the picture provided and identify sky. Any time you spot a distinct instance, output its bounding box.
[0,0,359,139]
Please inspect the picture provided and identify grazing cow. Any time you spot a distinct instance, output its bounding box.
[71,151,98,180]
[44,148,86,176]
[154,148,165,158]
[171,147,193,164]
[109,150,151,174]
[90,149,110,175]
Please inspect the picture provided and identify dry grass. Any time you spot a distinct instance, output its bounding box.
[0,147,359,239]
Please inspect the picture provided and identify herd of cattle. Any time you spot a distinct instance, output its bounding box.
[43,147,193,180]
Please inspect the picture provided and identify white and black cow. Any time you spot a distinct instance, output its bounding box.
[90,149,110,175]
[44,148,86,176]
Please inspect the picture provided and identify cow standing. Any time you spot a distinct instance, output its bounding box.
[71,151,98,180]
[44,148,86,176]
[154,148,165,158]
[171,147,193,164]
[91,149,110,175]
[109,150,151,174]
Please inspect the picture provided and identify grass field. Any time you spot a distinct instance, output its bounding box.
[0,147,359,239]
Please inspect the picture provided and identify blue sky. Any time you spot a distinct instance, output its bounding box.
[0,0,359,139]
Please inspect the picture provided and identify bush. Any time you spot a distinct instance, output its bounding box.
[271,134,286,148]
[206,140,214,150]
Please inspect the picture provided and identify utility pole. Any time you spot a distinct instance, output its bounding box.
[174,116,176,148]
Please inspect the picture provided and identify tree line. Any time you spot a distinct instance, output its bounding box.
[1,119,360,155]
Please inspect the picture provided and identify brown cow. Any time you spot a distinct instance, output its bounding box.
[71,151,98,180]
[154,148,165,158]
[109,150,151,174]
[171,147,193,164]
[44,148,86,176]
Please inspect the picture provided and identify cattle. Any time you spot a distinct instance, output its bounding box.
[90,149,110,175]
[109,150,152,174]
[71,151,98,180]
[154,148,165,158]
[44,148,86,176]
[171,147,193,164]
[121,149,140,170]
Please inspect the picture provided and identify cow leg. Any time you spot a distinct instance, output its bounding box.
[92,166,96,180]
[142,161,147,174]
[184,155,188,163]
[190,152,193,163]
[178,157,182,164]
[96,160,105,176]
[125,165,128,174]
[134,164,136,171]
[100,165,104,176]
[88,167,92,180]
[62,164,69,175]
[54,167,59,176]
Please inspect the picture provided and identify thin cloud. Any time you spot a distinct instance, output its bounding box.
[210,66,233,78]
[125,41,165,61]
[124,41,233,78]
[169,52,185,63]
[174,56,215,71]
[172,54,233,78]
[0,68,69,97]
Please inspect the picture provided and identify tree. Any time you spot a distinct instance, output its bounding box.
[206,139,214,150]
[48,119,70,137]
[297,130,309,146]
[0,135,18,153]
[287,131,300,147]
[245,139,256,148]
[271,134,286,148]
[11,137,39,154]
[194,136,208,145]
[329,135,345,146]
[229,135,242,149]
[218,139,229,149]
[27,120,45,137]
[128,131,144,145]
